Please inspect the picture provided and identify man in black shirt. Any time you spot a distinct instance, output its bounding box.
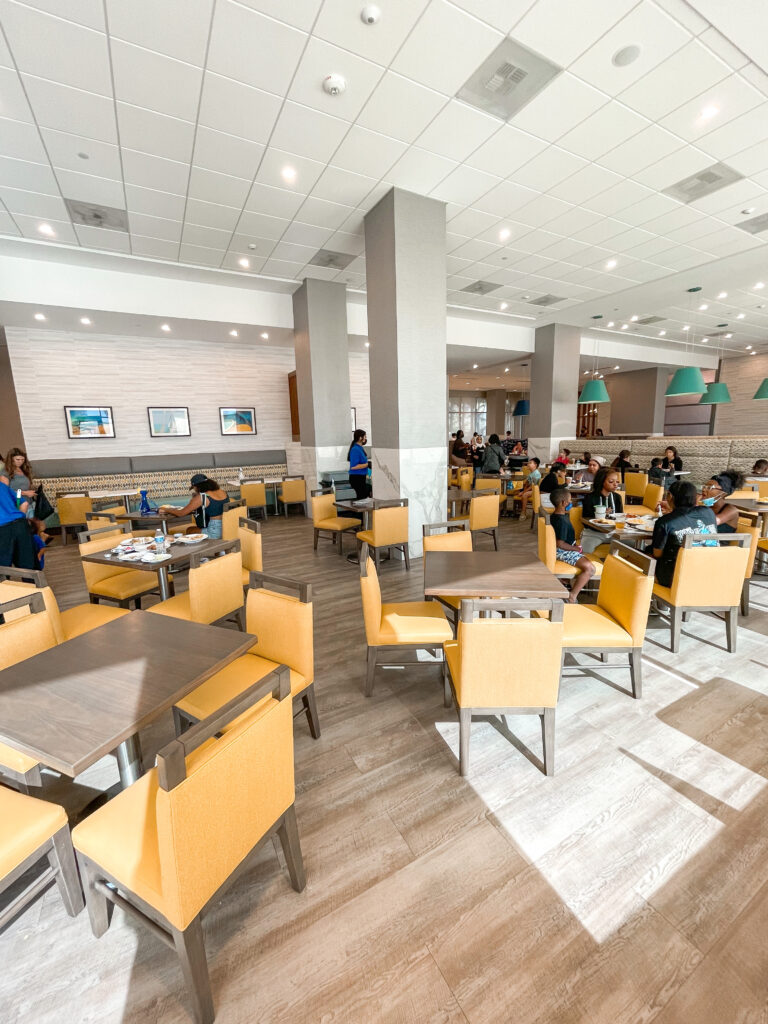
[651,480,717,587]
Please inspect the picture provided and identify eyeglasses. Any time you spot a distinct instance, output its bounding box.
[702,483,722,492]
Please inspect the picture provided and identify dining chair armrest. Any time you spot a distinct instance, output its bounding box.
[86,511,117,523]
[77,524,130,542]
[0,565,48,586]
[608,541,657,576]
[459,597,564,623]
[681,532,751,548]
[188,538,240,568]
[249,570,311,603]
[238,517,262,534]
[0,591,46,617]
[423,521,469,535]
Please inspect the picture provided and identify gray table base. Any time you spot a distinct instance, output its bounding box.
[115,733,142,787]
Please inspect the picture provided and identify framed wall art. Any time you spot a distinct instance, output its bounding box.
[64,406,116,439]
[147,406,191,437]
[219,407,256,435]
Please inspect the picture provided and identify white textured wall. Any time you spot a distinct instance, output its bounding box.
[6,328,371,459]
[349,350,371,438]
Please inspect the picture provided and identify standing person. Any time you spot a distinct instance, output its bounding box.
[0,474,37,569]
[501,431,515,458]
[481,433,505,474]
[701,471,743,534]
[166,474,229,538]
[549,488,595,603]
[3,447,50,541]
[581,467,624,552]
[518,457,541,520]
[661,446,683,477]
[451,430,469,467]
[347,429,371,500]
[651,480,717,587]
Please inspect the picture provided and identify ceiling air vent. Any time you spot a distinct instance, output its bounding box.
[458,38,561,121]
[661,162,743,204]
[636,315,666,325]
[528,293,565,306]
[308,249,355,270]
[461,280,502,295]
[65,199,128,231]
[735,211,768,234]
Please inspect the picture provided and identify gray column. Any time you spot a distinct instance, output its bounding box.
[365,187,447,556]
[0,329,25,450]
[528,323,580,462]
[485,389,507,437]
[605,367,667,435]
[291,279,351,491]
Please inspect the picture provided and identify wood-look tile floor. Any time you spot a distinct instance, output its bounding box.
[3,515,768,1023]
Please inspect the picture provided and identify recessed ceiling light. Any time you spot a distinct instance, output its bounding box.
[607,320,615,327]
[742,207,756,215]
[612,44,641,67]
[80,317,91,325]
[702,337,709,342]
[605,259,617,270]
[700,104,719,120]
[499,301,508,310]
[465,381,470,385]
[364,341,370,347]
[238,257,250,268]
[161,324,171,332]
[33,312,46,321]
[658,330,666,336]
[472,363,478,369]
[699,303,708,310]
[521,294,530,300]
[584,370,590,376]
[683,325,690,331]
[260,332,269,339]
[599,374,604,379]
[281,166,297,183]
[630,314,638,321]
[718,291,728,299]
[621,323,629,329]
[504,367,509,372]
[37,223,55,236]
[747,344,752,349]
[751,350,757,355]
[725,333,733,338]
[614,364,619,369]
[499,227,510,241]
[737,313,745,319]
[77,151,89,160]
[229,329,238,337]
[755,282,765,290]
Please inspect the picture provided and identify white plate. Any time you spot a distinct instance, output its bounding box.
[141,553,172,563]
[118,551,144,561]
[182,533,206,542]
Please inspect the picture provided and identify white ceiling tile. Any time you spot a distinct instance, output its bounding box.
[0,26,9,67]
[182,222,232,249]
[695,103,768,160]
[357,71,446,144]
[75,224,130,252]
[415,100,499,163]
[660,74,764,142]
[116,104,195,164]
[270,240,316,264]
[617,192,682,226]
[311,166,377,206]
[232,0,321,32]
[0,186,66,219]
[548,163,624,204]
[558,102,650,161]
[280,221,332,247]
[191,127,263,179]
[446,0,534,34]
[55,167,124,206]
[198,72,281,144]
[570,2,689,96]
[226,235,275,258]
[652,0,708,34]
[301,265,340,281]
[110,39,202,121]
[294,196,355,230]
[539,236,591,262]
[0,2,112,95]
[22,74,116,142]
[740,62,768,98]
[0,117,47,162]
[0,67,33,122]
[542,205,602,238]
[129,234,179,260]
[511,147,588,191]
[698,26,750,70]
[269,102,350,164]
[128,211,183,241]
[512,73,608,144]
[471,180,537,217]
[244,182,304,219]
[664,217,721,245]
[12,213,77,242]
[183,198,240,231]
[289,37,382,120]
[567,216,626,244]
[618,40,730,121]
[235,210,290,240]
[729,139,768,177]
[0,154,58,193]
[430,165,501,206]
[106,0,214,66]
[629,236,678,259]
[450,238,498,262]
[325,230,365,255]
[207,0,305,95]
[632,145,713,189]
[121,149,189,194]
[41,128,121,178]
[599,124,683,176]
[256,148,325,196]
[640,205,702,232]
[581,178,653,216]
[466,126,547,179]
[179,242,224,266]
[187,166,250,207]
[315,0,429,65]
[513,0,637,66]
[332,126,406,179]
[691,178,766,216]
[511,194,572,228]
[386,147,456,194]
[604,227,656,253]
[258,257,301,278]
[16,0,103,29]
[392,0,502,96]
[222,250,267,272]
[125,183,186,220]
[447,207,500,235]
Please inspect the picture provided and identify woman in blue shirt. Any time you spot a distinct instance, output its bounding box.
[348,429,370,500]
[0,475,37,569]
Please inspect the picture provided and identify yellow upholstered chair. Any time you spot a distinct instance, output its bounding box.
[73,668,304,1024]
[57,493,93,545]
[0,787,84,928]
[359,545,452,697]
[736,511,760,616]
[569,504,583,542]
[148,542,245,629]
[356,501,410,570]
[311,491,361,556]
[241,480,268,519]
[444,599,564,776]
[624,471,648,504]
[536,514,602,582]
[175,572,318,740]
[474,475,506,510]
[277,477,307,517]
[652,533,750,653]
[422,522,472,624]
[238,518,263,586]
[86,507,154,539]
[457,467,473,492]
[467,493,499,549]
[220,503,247,541]
[529,483,541,530]
[632,481,665,516]
[78,526,161,609]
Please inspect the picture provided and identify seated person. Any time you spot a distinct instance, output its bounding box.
[539,460,567,510]
[751,458,768,476]
[518,457,541,520]
[611,449,633,477]
[165,473,229,538]
[661,446,683,476]
[701,470,743,533]
[512,441,525,456]
[581,468,624,553]
[557,447,572,464]
[574,454,604,485]
[549,488,594,603]
[651,480,717,587]
[648,456,667,487]
[501,431,515,457]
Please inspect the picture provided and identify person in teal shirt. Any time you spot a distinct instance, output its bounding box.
[348,429,370,500]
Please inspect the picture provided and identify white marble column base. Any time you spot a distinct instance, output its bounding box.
[290,444,349,494]
[527,436,568,463]
[372,446,447,558]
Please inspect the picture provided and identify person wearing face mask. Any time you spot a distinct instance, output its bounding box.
[701,470,743,533]
[347,429,371,500]
[581,467,623,553]
[651,480,717,587]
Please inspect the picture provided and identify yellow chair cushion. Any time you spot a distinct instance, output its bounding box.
[146,592,192,620]
[356,529,375,545]
[653,583,673,604]
[317,516,360,532]
[377,601,452,645]
[0,739,39,774]
[176,653,308,722]
[554,555,602,578]
[757,538,768,552]
[0,787,67,879]
[59,604,130,641]
[560,604,633,647]
[90,570,160,600]
[444,639,460,685]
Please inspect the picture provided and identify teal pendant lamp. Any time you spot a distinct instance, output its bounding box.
[754,379,768,400]
[699,381,731,405]
[578,378,610,404]
[666,366,707,397]
[512,399,530,416]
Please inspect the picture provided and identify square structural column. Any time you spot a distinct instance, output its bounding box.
[292,278,352,492]
[605,367,666,435]
[365,188,447,557]
[528,323,581,462]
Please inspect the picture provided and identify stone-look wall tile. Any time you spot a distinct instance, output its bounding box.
[372,445,446,557]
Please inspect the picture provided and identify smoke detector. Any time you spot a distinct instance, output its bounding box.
[361,5,381,24]
[323,74,347,96]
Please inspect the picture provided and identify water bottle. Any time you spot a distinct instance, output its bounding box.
[15,489,22,509]
[154,527,164,554]
[331,478,336,495]
[238,467,245,484]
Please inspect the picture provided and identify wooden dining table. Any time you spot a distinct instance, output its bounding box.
[424,550,568,601]
[0,611,255,788]
[114,509,193,535]
[732,497,768,537]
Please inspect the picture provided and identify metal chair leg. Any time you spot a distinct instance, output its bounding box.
[458,707,472,776]
[541,707,555,776]
[725,606,738,652]
[365,646,377,697]
[629,648,643,699]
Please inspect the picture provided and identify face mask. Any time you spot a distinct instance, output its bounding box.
[565,502,573,512]
[701,496,717,506]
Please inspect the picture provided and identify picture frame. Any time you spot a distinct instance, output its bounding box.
[64,406,116,439]
[219,407,256,436]
[147,406,191,437]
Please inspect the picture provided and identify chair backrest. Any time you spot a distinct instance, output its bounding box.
[86,505,124,529]
[57,494,93,526]
[531,483,541,515]
[370,505,409,546]
[281,478,306,503]
[536,515,555,572]
[736,511,760,581]
[238,521,263,573]
[311,492,335,526]
[453,599,563,707]
[0,576,65,644]
[474,477,500,494]
[468,493,499,531]
[758,480,768,499]
[154,666,294,931]
[569,505,583,542]
[358,550,382,644]
[624,472,648,498]
[597,544,655,646]
[188,547,243,624]
[79,527,133,588]
[422,522,473,552]
[0,591,58,668]
[642,482,664,509]
[670,534,751,607]
[458,467,473,492]
[247,573,313,680]
[241,481,267,507]
[220,504,245,541]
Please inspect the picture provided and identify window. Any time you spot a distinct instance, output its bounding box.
[448,394,486,436]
